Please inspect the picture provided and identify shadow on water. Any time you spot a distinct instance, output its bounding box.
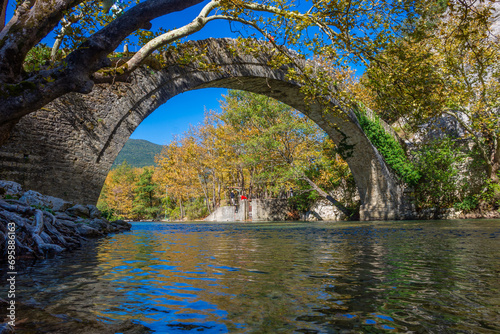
[2,220,500,333]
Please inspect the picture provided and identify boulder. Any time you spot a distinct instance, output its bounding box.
[66,204,90,218]
[87,218,111,233]
[45,195,73,212]
[19,190,72,212]
[20,190,47,207]
[111,219,132,232]
[86,205,102,219]
[0,180,23,197]
[307,199,345,221]
[75,223,102,237]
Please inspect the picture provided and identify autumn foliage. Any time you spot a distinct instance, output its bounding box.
[98,91,357,220]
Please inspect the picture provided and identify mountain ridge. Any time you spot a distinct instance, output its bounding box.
[111,139,163,169]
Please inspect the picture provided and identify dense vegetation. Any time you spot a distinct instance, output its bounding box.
[354,0,500,213]
[111,139,163,169]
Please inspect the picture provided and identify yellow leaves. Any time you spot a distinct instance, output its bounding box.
[98,163,141,218]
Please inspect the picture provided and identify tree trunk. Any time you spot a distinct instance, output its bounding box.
[490,142,500,184]
[489,148,500,201]
[217,182,221,208]
[301,175,355,219]
[239,167,245,196]
[0,0,7,30]
[491,163,499,184]
[179,197,183,220]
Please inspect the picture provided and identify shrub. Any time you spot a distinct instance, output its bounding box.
[413,138,464,210]
[355,108,420,186]
[454,195,479,212]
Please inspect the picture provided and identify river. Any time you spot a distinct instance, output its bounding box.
[4,220,500,333]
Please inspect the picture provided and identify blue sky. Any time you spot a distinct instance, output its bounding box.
[130,88,227,145]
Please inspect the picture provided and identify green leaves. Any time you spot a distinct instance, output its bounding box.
[413,138,464,209]
[355,107,420,186]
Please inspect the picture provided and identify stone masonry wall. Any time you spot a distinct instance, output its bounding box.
[252,199,290,221]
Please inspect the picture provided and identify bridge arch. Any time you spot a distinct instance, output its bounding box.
[0,38,410,220]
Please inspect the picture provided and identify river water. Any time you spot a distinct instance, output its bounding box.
[5,220,500,333]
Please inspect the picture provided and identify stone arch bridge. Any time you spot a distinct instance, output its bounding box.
[0,38,411,220]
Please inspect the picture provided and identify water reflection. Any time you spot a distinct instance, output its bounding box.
[5,220,500,333]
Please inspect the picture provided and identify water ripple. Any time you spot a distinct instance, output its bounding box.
[4,220,500,333]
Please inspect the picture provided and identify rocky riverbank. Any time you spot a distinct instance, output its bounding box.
[0,180,131,261]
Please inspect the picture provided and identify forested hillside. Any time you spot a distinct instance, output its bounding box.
[111,139,163,169]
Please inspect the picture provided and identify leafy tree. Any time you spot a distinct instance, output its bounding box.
[154,139,197,220]
[0,0,437,146]
[97,161,138,219]
[219,90,358,217]
[99,163,166,220]
[154,90,359,219]
[184,197,209,220]
[413,138,464,216]
[359,0,500,190]
[133,167,162,219]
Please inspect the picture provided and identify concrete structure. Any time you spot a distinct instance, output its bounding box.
[205,199,289,222]
[0,38,411,220]
[205,200,249,222]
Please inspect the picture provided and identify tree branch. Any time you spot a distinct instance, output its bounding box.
[0,0,8,30]
[300,174,353,217]
[0,0,205,128]
[0,0,83,81]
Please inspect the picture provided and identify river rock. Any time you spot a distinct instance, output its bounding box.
[47,196,73,212]
[75,223,102,237]
[306,199,346,221]
[58,219,78,230]
[66,204,90,218]
[87,218,111,232]
[0,180,23,198]
[111,219,132,232]
[87,205,102,219]
[19,190,73,212]
[55,212,75,221]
